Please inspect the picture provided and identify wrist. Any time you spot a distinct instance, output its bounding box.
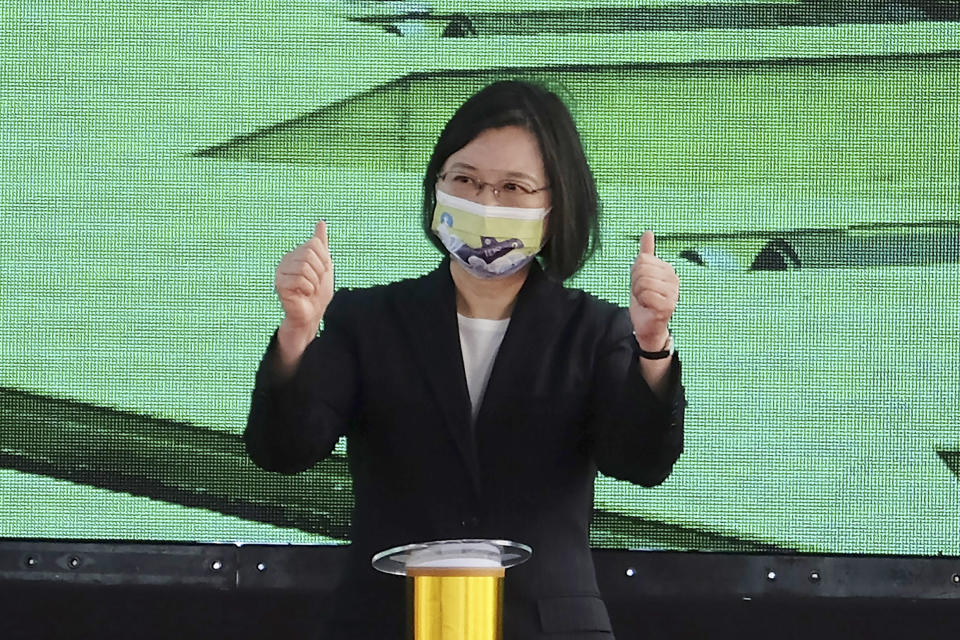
[276,321,318,372]
[634,329,670,353]
[634,329,674,360]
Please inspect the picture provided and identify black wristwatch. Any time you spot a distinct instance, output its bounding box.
[636,331,675,360]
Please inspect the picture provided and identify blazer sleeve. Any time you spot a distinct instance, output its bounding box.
[243,291,359,474]
[588,308,686,487]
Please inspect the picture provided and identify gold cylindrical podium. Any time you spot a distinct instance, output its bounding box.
[372,539,532,640]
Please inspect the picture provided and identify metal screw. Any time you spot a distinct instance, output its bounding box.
[952,573,959,585]
[211,560,223,571]
[810,571,821,582]
[257,562,267,572]
[625,568,635,577]
[68,557,81,569]
[25,556,38,567]
[766,570,777,581]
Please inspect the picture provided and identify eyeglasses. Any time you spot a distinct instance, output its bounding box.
[437,171,549,207]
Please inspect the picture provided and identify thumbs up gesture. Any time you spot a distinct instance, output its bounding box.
[630,230,679,352]
[275,221,335,344]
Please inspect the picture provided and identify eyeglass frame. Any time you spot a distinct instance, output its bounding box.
[436,171,550,203]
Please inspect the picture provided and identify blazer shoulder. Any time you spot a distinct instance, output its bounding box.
[325,271,437,320]
[557,285,628,329]
[572,287,623,314]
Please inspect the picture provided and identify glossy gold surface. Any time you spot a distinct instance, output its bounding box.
[410,574,504,640]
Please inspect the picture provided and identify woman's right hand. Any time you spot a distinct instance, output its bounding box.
[274,221,334,368]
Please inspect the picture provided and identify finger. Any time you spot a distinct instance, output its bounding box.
[308,220,333,269]
[631,257,676,286]
[305,237,333,272]
[314,220,328,247]
[634,290,675,320]
[276,270,315,293]
[640,230,655,256]
[633,286,671,309]
[633,252,675,271]
[277,273,316,298]
[292,247,327,283]
[631,265,679,295]
[631,257,676,279]
[632,276,677,301]
[291,275,316,298]
[279,258,325,285]
[283,259,322,291]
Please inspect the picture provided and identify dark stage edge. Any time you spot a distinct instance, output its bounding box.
[2,541,960,640]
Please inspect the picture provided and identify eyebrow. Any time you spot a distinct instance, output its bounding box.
[447,162,541,183]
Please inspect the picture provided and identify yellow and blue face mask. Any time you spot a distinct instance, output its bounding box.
[431,189,549,279]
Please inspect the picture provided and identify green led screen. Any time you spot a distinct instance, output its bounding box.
[1,1,958,554]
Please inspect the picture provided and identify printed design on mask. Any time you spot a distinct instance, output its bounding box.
[455,236,524,265]
[457,236,523,264]
[432,189,548,279]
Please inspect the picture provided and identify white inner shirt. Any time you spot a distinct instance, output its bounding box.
[457,313,510,422]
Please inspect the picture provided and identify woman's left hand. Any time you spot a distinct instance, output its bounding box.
[630,230,679,352]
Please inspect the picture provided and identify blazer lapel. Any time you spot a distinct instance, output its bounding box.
[390,258,482,496]
[390,258,570,498]
[473,261,569,435]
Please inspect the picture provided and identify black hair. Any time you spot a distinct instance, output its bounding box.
[422,80,599,281]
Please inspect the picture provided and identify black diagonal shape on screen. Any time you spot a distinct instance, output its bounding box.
[0,387,784,551]
[937,450,959,479]
[636,220,960,270]
[344,3,948,37]
[0,387,354,540]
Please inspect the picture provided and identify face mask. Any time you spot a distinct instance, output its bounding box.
[431,188,549,279]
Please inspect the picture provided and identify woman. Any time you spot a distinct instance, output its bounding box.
[245,80,686,639]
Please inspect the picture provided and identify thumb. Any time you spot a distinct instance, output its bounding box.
[640,229,655,256]
[314,220,328,246]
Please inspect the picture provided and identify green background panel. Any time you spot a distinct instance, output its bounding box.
[207,58,959,197]
[1,1,958,552]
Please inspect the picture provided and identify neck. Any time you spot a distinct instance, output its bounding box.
[450,260,530,320]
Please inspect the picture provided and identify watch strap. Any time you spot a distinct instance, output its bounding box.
[635,332,674,360]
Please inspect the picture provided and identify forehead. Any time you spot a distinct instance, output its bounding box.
[444,126,546,179]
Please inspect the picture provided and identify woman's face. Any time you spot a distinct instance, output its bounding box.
[439,125,551,210]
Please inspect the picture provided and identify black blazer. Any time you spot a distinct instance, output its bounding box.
[245,257,686,639]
